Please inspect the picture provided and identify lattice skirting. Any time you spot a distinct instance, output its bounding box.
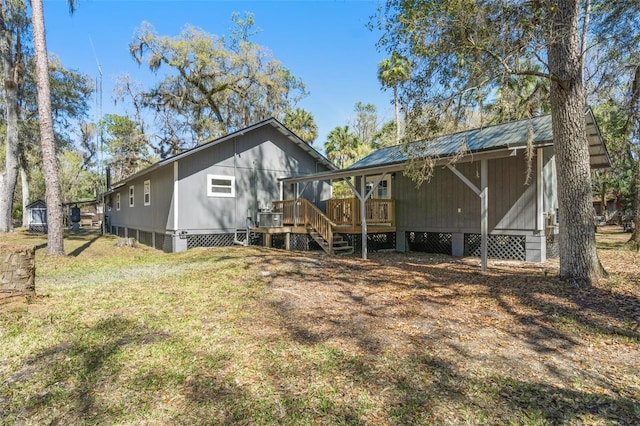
[290,234,322,252]
[187,233,237,249]
[138,230,152,247]
[464,234,526,261]
[185,232,261,249]
[343,233,396,254]
[155,233,166,251]
[406,232,452,255]
[28,225,47,234]
[110,226,126,238]
[270,234,286,250]
[108,226,172,252]
[546,234,559,259]
[151,232,173,252]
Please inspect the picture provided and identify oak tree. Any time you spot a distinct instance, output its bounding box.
[372,0,639,284]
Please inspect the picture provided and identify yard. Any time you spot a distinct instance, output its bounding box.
[0,227,638,425]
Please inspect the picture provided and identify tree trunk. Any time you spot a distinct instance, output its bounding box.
[21,165,29,228]
[600,177,606,221]
[0,11,20,233]
[627,66,640,246]
[546,0,606,284]
[631,156,640,247]
[394,86,400,143]
[30,0,65,255]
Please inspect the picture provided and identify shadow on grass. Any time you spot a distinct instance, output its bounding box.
[1,315,258,425]
[248,238,640,423]
[3,241,637,424]
[6,317,168,422]
[67,233,102,257]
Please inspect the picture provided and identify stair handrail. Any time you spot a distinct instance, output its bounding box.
[299,199,337,253]
[273,198,337,254]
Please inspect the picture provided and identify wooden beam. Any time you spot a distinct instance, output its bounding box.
[344,177,359,200]
[536,148,544,233]
[281,148,518,185]
[446,164,481,196]
[361,175,367,260]
[293,182,310,227]
[480,159,488,272]
[346,173,388,260]
[445,163,488,271]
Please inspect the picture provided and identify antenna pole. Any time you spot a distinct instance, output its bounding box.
[90,36,106,234]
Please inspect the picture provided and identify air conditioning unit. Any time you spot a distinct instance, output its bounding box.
[258,212,283,228]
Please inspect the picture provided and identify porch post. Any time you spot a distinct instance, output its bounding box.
[293,182,310,227]
[480,159,488,272]
[536,148,545,234]
[360,175,368,260]
[293,183,298,227]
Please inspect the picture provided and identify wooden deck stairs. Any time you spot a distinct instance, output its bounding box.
[308,229,353,255]
[272,198,353,255]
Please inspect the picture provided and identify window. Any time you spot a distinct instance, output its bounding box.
[116,193,121,211]
[144,180,151,206]
[365,176,392,199]
[129,185,135,207]
[30,208,47,225]
[377,180,389,199]
[207,174,235,197]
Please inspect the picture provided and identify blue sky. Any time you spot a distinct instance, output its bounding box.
[43,0,393,149]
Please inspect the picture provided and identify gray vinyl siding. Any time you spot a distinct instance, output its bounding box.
[543,147,558,216]
[394,162,480,232]
[491,153,536,232]
[394,151,538,234]
[107,166,174,233]
[107,121,332,246]
[176,125,331,233]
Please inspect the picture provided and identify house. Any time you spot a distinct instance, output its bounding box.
[64,199,103,229]
[26,200,47,233]
[260,108,610,267]
[104,118,335,252]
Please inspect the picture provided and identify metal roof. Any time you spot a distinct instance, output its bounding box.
[349,109,609,170]
[280,108,610,185]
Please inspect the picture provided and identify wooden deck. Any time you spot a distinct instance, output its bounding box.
[250,198,396,255]
[326,198,395,228]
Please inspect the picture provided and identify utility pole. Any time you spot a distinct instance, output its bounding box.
[90,37,106,234]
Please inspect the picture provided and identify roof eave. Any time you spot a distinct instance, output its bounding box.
[280,146,521,184]
[106,117,337,192]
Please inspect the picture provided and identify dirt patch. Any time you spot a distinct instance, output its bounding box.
[252,228,639,403]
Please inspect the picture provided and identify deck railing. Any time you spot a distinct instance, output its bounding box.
[326,198,395,227]
[272,199,336,252]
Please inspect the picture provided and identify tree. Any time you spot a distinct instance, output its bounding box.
[377,52,411,143]
[372,0,635,284]
[350,102,379,146]
[129,13,307,149]
[0,0,27,232]
[586,2,640,246]
[324,125,360,169]
[102,114,152,183]
[30,0,67,254]
[590,103,634,224]
[371,120,399,148]
[283,108,318,144]
[2,1,91,235]
[484,67,551,123]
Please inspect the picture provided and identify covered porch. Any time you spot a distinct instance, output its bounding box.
[273,198,396,233]
[250,197,396,255]
[250,109,611,273]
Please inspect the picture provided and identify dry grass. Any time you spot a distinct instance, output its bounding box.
[0,227,638,425]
